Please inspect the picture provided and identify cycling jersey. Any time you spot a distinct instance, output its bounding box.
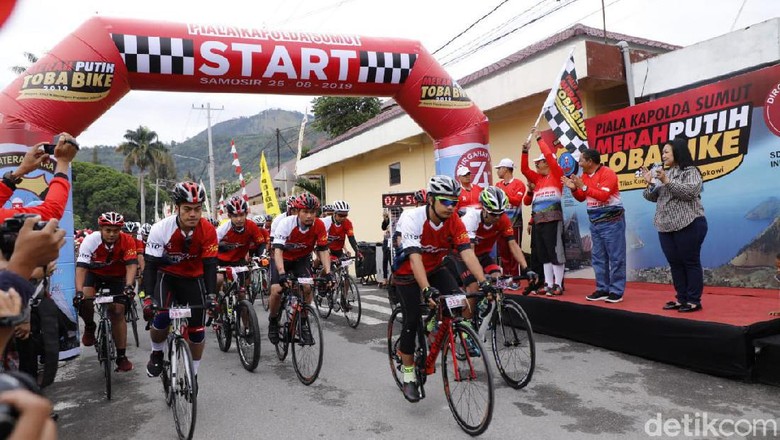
[456,184,483,211]
[216,220,266,264]
[321,216,354,253]
[521,138,564,223]
[144,216,218,277]
[76,231,138,278]
[272,215,328,261]
[460,208,515,255]
[126,233,145,255]
[269,212,288,236]
[394,206,470,276]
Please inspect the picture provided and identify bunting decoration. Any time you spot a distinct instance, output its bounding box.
[230,139,249,201]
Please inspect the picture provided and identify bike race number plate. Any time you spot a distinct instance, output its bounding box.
[169,308,192,319]
[94,296,114,304]
[297,277,314,285]
[445,294,468,312]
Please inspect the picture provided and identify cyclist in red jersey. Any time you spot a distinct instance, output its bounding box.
[322,201,362,260]
[143,182,218,380]
[392,175,493,402]
[216,197,267,296]
[460,187,536,296]
[123,221,145,272]
[267,192,334,345]
[74,212,138,372]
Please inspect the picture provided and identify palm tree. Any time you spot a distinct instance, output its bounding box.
[118,126,168,224]
[295,177,323,201]
[10,52,39,75]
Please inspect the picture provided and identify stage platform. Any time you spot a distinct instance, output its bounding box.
[507,278,780,380]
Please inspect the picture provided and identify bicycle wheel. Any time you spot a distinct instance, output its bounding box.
[214,299,232,353]
[171,337,197,440]
[235,300,261,372]
[249,269,260,304]
[442,321,494,436]
[99,320,112,400]
[314,286,332,319]
[260,269,270,311]
[162,338,173,407]
[342,275,362,328]
[127,300,140,348]
[275,310,290,361]
[291,304,323,385]
[491,300,535,389]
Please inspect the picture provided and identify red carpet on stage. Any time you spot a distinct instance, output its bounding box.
[507,279,780,380]
[511,278,780,327]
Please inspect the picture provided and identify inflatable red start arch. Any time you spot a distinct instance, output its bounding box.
[0,17,492,180]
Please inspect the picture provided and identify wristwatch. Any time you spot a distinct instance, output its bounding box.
[2,171,22,190]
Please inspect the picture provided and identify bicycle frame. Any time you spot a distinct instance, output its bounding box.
[423,298,478,383]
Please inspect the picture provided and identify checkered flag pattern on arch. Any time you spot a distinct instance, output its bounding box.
[542,52,589,154]
[358,51,417,84]
[111,33,195,75]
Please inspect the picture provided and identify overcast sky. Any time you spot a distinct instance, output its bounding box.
[0,0,776,147]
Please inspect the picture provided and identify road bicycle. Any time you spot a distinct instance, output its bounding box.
[85,287,128,400]
[467,275,536,389]
[150,303,204,440]
[126,278,141,348]
[314,257,362,328]
[273,277,324,385]
[249,256,271,310]
[211,266,261,371]
[387,290,494,436]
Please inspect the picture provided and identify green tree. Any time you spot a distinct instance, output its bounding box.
[310,97,381,138]
[295,177,322,201]
[117,126,168,224]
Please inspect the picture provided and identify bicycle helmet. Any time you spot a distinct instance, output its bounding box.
[413,189,427,204]
[98,212,125,227]
[427,175,462,198]
[251,215,264,226]
[480,186,508,214]
[293,192,320,210]
[225,196,249,215]
[122,221,139,234]
[332,200,350,213]
[321,204,334,213]
[140,223,152,237]
[172,181,206,205]
[285,195,297,214]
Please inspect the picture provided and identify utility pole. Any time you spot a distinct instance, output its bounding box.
[193,103,224,216]
[276,128,281,172]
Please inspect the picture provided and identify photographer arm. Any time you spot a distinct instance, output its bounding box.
[0,389,56,440]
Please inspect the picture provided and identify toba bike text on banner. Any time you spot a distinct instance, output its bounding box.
[541,63,780,289]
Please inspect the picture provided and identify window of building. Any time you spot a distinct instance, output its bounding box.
[389,162,401,186]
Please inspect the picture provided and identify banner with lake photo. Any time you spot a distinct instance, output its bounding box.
[543,63,780,289]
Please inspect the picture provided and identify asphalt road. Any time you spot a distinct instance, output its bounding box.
[47,284,780,439]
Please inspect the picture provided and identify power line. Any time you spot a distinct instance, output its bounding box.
[432,0,512,56]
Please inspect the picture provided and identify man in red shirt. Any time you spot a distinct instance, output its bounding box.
[267,192,334,345]
[494,158,527,278]
[216,196,267,297]
[322,200,362,259]
[144,181,218,380]
[563,148,626,303]
[75,212,138,371]
[393,175,493,402]
[455,166,482,211]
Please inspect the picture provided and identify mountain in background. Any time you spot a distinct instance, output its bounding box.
[75,108,328,183]
[745,196,780,220]
[730,215,780,267]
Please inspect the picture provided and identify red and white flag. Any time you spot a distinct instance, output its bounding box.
[230,139,249,201]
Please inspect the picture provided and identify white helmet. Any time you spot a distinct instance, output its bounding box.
[427,175,462,198]
[332,200,350,213]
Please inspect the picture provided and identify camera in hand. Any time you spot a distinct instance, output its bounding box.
[0,214,48,260]
[42,134,80,155]
[0,372,41,438]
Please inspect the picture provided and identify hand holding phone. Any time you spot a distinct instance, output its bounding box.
[42,134,79,155]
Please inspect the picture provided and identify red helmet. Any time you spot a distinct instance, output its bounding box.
[226,196,248,215]
[172,181,206,205]
[293,192,320,210]
[413,189,427,204]
[98,212,125,227]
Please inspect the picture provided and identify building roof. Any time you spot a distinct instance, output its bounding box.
[306,23,679,157]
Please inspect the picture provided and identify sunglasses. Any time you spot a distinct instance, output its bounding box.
[436,197,458,207]
[105,247,114,265]
[182,234,193,254]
